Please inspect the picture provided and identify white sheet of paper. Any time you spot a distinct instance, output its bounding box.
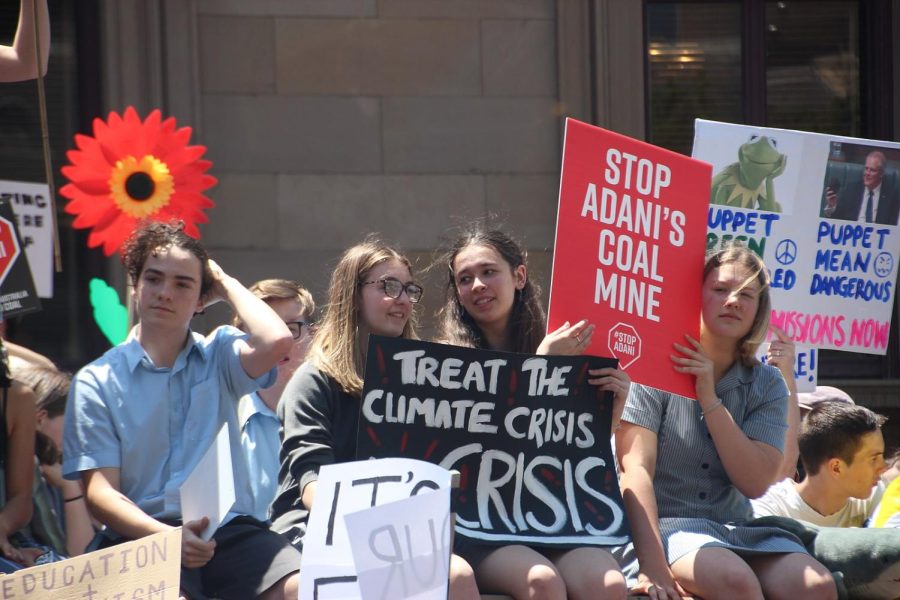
[345,490,451,600]
[300,458,452,600]
[179,424,235,541]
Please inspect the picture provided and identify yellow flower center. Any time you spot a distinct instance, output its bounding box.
[108,155,174,218]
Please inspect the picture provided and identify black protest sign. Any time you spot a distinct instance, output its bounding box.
[357,335,630,547]
[0,199,40,318]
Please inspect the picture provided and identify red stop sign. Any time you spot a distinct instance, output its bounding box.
[0,216,21,286]
[608,322,642,370]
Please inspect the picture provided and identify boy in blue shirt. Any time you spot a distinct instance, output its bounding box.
[63,221,300,599]
[234,279,315,522]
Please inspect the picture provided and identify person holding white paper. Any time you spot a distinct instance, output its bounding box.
[435,227,630,600]
[63,221,300,600]
[271,238,480,600]
[616,246,836,600]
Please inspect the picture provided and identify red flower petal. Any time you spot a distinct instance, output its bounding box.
[71,203,120,228]
[61,107,216,255]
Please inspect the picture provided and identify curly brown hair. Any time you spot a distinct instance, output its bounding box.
[121,220,213,298]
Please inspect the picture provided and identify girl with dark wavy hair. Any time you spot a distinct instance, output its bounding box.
[436,227,630,600]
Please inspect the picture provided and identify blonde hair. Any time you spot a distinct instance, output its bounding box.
[233,279,315,329]
[308,239,417,396]
[704,245,771,366]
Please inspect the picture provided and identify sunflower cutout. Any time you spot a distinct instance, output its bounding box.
[60,107,216,256]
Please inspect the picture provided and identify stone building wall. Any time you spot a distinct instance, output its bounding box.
[190,0,562,333]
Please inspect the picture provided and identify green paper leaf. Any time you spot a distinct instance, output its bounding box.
[89,278,128,346]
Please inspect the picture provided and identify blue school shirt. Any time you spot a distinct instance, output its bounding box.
[62,326,276,525]
[237,391,281,522]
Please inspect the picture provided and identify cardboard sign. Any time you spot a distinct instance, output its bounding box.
[0,528,181,599]
[694,119,900,354]
[345,490,451,600]
[301,458,452,600]
[0,198,40,318]
[358,335,629,547]
[0,180,53,298]
[549,118,711,399]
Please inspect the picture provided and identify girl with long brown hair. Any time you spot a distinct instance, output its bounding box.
[271,238,479,599]
[436,227,630,600]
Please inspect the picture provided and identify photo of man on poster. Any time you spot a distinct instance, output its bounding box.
[823,146,900,225]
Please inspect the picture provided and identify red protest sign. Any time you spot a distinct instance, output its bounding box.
[0,215,21,286]
[548,119,711,399]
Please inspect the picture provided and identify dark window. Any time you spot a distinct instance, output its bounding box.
[645,0,898,379]
[0,0,107,371]
[646,2,742,156]
[765,2,861,136]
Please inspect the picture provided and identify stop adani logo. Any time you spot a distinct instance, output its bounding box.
[607,322,641,370]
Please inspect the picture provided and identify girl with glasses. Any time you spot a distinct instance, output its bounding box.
[616,246,836,599]
[271,238,479,600]
[436,227,630,600]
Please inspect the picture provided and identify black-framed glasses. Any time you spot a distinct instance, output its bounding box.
[361,278,424,303]
[285,321,311,340]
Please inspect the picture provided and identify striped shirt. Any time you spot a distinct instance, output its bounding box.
[621,360,805,565]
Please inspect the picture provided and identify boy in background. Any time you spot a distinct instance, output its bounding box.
[234,279,315,522]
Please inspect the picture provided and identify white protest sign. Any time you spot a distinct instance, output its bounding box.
[300,458,452,600]
[755,343,818,393]
[694,120,900,354]
[345,490,451,600]
[0,528,181,599]
[0,180,53,298]
[180,423,235,540]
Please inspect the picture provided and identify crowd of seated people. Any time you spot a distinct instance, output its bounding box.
[0,219,879,600]
[0,0,897,597]
[0,219,892,600]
